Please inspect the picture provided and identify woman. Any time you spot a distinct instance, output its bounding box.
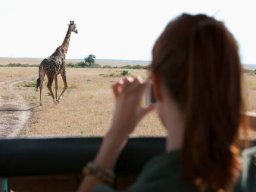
[78,14,254,192]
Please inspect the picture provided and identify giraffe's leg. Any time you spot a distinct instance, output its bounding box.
[54,75,59,103]
[39,69,45,106]
[47,76,56,104]
[58,70,68,101]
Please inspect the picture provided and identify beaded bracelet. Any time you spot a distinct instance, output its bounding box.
[82,162,115,185]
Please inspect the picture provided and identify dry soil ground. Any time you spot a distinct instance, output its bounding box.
[0,80,32,137]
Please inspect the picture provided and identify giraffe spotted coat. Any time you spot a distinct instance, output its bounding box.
[36,21,78,106]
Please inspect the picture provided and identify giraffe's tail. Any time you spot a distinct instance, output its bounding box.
[36,78,40,92]
[36,62,44,92]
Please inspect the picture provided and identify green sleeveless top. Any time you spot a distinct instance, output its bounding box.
[94,147,256,192]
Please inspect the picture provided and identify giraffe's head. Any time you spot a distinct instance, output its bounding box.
[69,21,78,34]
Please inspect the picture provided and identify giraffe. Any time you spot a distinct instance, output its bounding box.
[36,21,78,106]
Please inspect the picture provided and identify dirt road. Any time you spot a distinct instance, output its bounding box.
[0,80,32,137]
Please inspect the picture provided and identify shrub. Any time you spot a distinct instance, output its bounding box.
[66,62,101,68]
[121,65,146,69]
[5,63,38,67]
[99,70,131,77]
[121,70,129,76]
[66,63,76,68]
[102,65,112,68]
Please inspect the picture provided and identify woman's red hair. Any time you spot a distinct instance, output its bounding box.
[151,14,245,191]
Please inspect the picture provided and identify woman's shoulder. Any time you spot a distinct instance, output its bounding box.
[235,146,256,192]
[242,145,256,158]
[94,147,256,192]
[94,150,196,192]
[128,150,197,192]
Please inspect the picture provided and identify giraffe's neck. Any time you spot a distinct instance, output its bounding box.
[61,27,72,55]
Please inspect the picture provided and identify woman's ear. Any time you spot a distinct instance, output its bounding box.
[152,73,163,102]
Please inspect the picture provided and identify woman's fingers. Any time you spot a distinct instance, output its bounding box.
[112,82,122,98]
[112,77,140,98]
[140,104,156,119]
[112,77,151,111]
[109,76,155,138]
[125,76,147,94]
[121,77,134,93]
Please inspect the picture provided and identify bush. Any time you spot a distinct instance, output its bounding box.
[102,65,112,68]
[66,62,101,68]
[121,70,129,76]
[82,62,101,68]
[77,61,87,67]
[66,63,76,68]
[121,65,146,69]
[99,70,131,78]
[5,63,38,67]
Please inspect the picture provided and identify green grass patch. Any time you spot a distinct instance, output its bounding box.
[99,70,132,77]
[0,62,148,70]
[69,84,77,89]
[58,84,77,89]
[17,80,37,88]
[120,65,148,69]
[66,62,101,68]
[0,63,38,67]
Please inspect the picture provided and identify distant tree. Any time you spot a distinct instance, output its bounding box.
[84,54,96,66]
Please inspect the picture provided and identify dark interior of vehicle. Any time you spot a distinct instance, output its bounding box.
[0,134,255,192]
[0,113,255,192]
[0,137,166,191]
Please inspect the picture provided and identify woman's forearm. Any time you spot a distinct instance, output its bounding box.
[78,77,152,192]
[77,128,128,192]
[94,129,128,170]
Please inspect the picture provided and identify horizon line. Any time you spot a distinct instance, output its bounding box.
[0,57,255,65]
[0,56,150,62]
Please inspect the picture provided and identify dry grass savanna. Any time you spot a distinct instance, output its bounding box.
[0,66,164,137]
[0,63,256,138]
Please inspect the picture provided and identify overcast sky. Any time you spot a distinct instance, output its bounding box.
[0,0,255,64]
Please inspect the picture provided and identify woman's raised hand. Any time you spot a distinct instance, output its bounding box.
[109,76,155,139]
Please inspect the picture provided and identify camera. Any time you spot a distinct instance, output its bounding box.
[145,84,156,105]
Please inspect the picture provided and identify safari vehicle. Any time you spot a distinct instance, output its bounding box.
[0,114,256,192]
